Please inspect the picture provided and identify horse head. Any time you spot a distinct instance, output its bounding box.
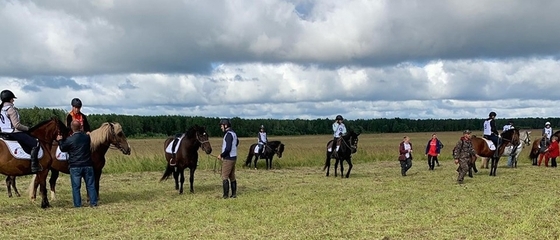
[107,122,131,155]
[501,128,520,146]
[186,125,212,155]
[268,141,285,158]
[344,130,360,154]
[28,117,68,144]
[522,131,531,146]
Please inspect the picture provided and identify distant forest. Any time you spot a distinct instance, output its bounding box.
[16,107,555,138]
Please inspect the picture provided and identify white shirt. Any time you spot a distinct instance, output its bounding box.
[332,122,347,137]
[502,124,513,132]
[483,119,493,135]
[544,127,553,139]
[404,142,411,158]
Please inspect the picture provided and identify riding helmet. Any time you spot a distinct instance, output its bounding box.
[71,98,83,108]
[219,118,231,127]
[489,111,497,117]
[335,115,343,120]
[0,90,16,102]
[260,125,265,129]
[546,122,551,126]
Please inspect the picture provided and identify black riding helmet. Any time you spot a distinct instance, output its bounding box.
[0,90,16,102]
[71,98,83,108]
[335,115,343,120]
[489,111,497,118]
[219,118,231,127]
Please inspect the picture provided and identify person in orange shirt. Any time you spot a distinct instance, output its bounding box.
[545,136,559,168]
[425,133,443,170]
[66,98,91,135]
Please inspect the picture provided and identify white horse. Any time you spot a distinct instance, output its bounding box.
[480,130,531,169]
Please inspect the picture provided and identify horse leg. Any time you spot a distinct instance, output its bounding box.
[11,176,20,197]
[323,152,331,177]
[37,171,50,208]
[173,169,180,191]
[334,158,339,177]
[253,155,259,169]
[6,176,12,198]
[91,169,102,203]
[179,168,185,194]
[345,158,353,178]
[189,167,195,193]
[49,170,60,201]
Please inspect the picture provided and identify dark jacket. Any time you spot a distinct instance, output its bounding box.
[425,138,443,155]
[58,131,93,168]
[399,141,413,161]
[66,112,91,133]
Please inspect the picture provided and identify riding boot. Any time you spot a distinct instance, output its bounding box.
[331,138,338,158]
[30,146,42,173]
[170,139,179,166]
[258,145,264,158]
[230,181,237,198]
[222,180,229,199]
[493,143,501,158]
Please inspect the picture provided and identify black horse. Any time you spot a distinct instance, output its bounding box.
[160,125,212,194]
[323,130,360,178]
[245,141,285,170]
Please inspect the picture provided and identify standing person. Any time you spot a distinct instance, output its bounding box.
[0,90,42,173]
[543,122,553,141]
[483,111,500,158]
[56,120,97,207]
[425,133,443,170]
[502,120,516,167]
[66,98,91,135]
[217,119,239,199]
[538,133,551,167]
[545,136,559,168]
[453,130,476,184]
[331,115,347,158]
[256,125,268,157]
[398,136,413,176]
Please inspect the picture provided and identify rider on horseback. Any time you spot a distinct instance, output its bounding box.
[67,98,91,135]
[331,115,347,158]
[483,111,500,158]
[0,90,42,173]
[256,125,268,157]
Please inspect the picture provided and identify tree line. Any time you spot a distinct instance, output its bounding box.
[15,107,557,138]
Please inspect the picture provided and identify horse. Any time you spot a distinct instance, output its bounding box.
[5,175,19,198]
[323,130,360,178]
[27,122,132,202]
[478,130,531,169]
[244,141,285,169]
[529,137,545,166]
[469,128,520,176]
[160,125,212,194]
[0,117,68,208]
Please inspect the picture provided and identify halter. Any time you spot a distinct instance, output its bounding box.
[521,131,531,146]
[264,143,283,157]
[341,134,358,151]
[196,131,210,152]
[107,123,126,152]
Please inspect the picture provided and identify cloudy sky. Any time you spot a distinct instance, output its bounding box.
[1,0,559,120]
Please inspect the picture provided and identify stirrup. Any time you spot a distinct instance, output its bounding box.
[169,158,176,166]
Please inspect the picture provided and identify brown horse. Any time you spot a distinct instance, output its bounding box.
[27,122,131,202]
[160,125,212,194]
[0,117,67,208]
[244,141,285,169]
[470,128,520,176]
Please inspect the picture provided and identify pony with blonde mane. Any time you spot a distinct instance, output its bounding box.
[27,122,131,202]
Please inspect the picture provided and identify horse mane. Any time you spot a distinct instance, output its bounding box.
[185,125,204,139]
[28,116,61,132]
[90,122,123,152]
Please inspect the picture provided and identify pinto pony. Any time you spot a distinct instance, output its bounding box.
[161,125,212,194]
[244,141,285,170]
[469,128,520,176]
[323,130,360,178]
[0,117,68,208]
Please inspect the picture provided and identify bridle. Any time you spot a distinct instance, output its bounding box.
[196,131,210,152]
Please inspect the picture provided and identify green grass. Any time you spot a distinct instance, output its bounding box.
[1,131,557,239]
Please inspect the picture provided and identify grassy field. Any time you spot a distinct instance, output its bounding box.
[1,130,559,239]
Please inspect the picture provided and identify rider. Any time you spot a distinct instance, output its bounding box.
[0,90,42,173]
[543,122,553,141]
[502,120,514,132]
[256,125,268,156]
[66,98,91,135]
[502,120,517,166]
[331,115,347,158]
[483,111,500,158]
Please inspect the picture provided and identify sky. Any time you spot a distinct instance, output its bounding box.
[1,0,559,120]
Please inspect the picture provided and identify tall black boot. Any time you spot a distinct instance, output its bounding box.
[30,146,42,173]
[222,180,229,199]
[493,143,501,158]
[170,138,179,166]
[230,181,237,198]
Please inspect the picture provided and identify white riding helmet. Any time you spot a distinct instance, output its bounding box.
[546,122,551,126]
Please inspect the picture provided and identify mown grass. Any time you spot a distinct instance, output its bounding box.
[1,130,558,240]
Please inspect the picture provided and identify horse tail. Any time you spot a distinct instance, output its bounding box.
[27,174,37,200]
[245,144,255,166]
[160,165,174,182]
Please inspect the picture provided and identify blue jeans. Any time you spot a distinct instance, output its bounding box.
[70,166,97,207]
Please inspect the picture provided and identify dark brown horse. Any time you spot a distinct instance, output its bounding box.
[323,130,360,178]
[160,125,212,194]
[27,122,131,202]
[244,141,285,169]
[5,175,19,197]
[470,128,520,176]
[0,117,67,208]
[529,137,544,166]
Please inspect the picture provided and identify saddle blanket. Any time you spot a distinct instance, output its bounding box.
[55,146,69,161]
[165,134,185,154]
[484,139,496,151]
[254,144,264,154]
[0,139,44,160]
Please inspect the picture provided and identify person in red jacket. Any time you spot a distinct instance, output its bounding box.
[425,133,443,170]
[545,136,559,168]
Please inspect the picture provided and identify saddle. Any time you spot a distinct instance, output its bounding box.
[55,146,69,161]
[327,138,342,152]
[0,139,45,160]
[482,139,496,151]
[165,133,185,154]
